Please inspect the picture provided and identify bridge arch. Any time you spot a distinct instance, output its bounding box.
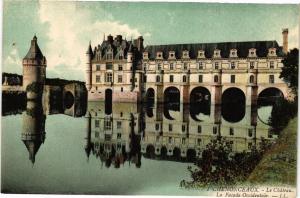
[190,86,211,104]
[258,87,284,106]
[164,86,180,104]
[222,87,246,123]
[146,88,155,104]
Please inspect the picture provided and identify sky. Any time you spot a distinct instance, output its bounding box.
[3,1,299,81]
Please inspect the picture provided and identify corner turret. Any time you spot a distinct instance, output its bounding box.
[85,41,93,91]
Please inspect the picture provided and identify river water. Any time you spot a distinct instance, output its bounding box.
[1,98,274,195]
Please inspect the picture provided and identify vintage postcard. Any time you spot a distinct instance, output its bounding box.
[1,0,299,197]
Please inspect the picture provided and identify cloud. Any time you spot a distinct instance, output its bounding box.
[38,1,149,80]
[288,26,299,50]
[3,47,22,74]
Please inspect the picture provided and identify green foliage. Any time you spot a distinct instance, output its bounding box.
[280,48,299,95]
[269,97,297,134]
[180,137,273,188]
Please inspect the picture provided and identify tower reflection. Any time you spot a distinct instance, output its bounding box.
[22,101,46,164]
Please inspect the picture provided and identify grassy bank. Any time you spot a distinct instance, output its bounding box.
[247,117,297,185]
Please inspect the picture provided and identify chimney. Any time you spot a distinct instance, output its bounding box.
[137,36,144,52]
[282,28,288,54]
[107,34,113,43]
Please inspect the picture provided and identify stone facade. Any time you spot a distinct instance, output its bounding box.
[86,29,291,105]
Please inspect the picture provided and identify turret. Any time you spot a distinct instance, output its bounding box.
[282,28,289,54]
[22,35,46,95]
[85,112,92,161]
[22,100,46,164]
[85,41,93,91]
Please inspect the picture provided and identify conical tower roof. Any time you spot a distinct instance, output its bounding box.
[23,35,45,61]
[86,41,93,54]
[23,140,42,164]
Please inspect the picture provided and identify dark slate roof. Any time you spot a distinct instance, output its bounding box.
[24,36,45,61]
[144,40,284,59]
[92,35,132,60]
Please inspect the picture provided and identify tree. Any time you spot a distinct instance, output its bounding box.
[280,48,299,95]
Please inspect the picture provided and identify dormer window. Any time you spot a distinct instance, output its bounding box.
[182,50,189,59]
[248,48,257,57]
[156,52,163,59]
[213,49,221,58]
[143,52,149,60]
[198,50,205,58]
[106,48,113,60]
[250,61,255,69]
[168,51,175,59]
[268,48,277,57]
[230,49,238,58]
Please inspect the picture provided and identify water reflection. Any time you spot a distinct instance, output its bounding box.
[22,100,46,164]
[86,102,142,168]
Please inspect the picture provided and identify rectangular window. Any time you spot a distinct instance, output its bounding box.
[270,61,274,69]
[118,65,123,71]
[95,132,99,138]
[117,121,122,129]
[155,123,160,131]
[213,126,217,134]
[118,75,122,83]
[157,63,162,70]
[230,75,235,83]
[144,76,147,83]
[197,139,201,145]
[95,120,100,128]
[231,62,236,69]
[182,125,186,132]
[170,75,174,83]
[229,127,234,135]
[96,64,100,71]
[199,75,203,83]
[214,62,219,69]
[250,62,255,69]
[198,125,202,133]
[182,138,186,144]
[170,63,174,70]
[169,137,172,144]
[96,75,101,83]
[248,129,253,137]
[156,136,159,142]
[106,63,113,70]
[117,133,121,139]
[199,62,203,69]
[184,63,188,70]
[269,75,274,83]
[169,124,173,131]
[104,119,112,130]
[105,73,113,82]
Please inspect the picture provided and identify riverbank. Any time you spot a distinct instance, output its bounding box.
[247,117,297,185]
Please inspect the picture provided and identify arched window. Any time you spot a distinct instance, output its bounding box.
[156,75,160,82]
[214,75,219,83]
[249,75,254,83]
[183,75,187,82]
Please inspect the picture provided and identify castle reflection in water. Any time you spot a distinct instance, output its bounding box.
[10,97,276,166]
[85,101,276,168]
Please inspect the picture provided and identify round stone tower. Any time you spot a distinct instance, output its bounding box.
[85,42,93,91]
[22,35,47,94]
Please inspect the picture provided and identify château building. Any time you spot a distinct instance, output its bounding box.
[86,29,291,105]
